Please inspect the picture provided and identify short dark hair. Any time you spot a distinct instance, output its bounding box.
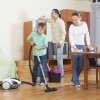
[38,23,46,28]
[72,12,81,18]
[52,9,61,18]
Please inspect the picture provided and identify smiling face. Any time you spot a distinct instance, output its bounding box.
[72,15,81,26]
[51,10,58,19]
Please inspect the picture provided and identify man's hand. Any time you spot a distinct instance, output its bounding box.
[57,42,62,48]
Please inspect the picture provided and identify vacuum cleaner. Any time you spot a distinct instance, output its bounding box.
[2,77,36,90]
[29,43,57,92]
[2,44,57,92]
[2,78,21,90]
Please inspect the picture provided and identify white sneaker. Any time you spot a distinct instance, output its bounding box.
[69,81,75,86]
[75,85,81,88]
[61,75,64,78]
[40,82,45,86]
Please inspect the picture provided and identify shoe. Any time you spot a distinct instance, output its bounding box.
[36,83,40,85]
[75,85,81,88]
[40,82,45,86]
[61,75,64,78]
[69,81,75,86]
[29,82,36,86]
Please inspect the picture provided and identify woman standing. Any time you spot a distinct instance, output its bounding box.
[39,9,66,77]
[69,12,92,88]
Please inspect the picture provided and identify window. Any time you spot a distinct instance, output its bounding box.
[97,0,100,2]
[93,0,96,3]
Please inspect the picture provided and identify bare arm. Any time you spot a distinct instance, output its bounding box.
[34,45,47,50]
[38,16,53,24]
[29,41,33,45]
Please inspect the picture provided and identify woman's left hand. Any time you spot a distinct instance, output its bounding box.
[57,43,62,48]
[87,45,94,51]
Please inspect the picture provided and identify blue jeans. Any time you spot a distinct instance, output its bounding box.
[33,54,47,83]
[53,43,64,76]
[71,45,84,85]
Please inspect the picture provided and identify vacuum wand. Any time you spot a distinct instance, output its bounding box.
[32,43,57,92]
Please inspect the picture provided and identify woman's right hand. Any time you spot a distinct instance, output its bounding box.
[37,16,46,23]
[74,47,79,52]
[37,18,43,23]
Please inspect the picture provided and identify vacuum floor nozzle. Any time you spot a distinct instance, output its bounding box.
[45,87,57,92]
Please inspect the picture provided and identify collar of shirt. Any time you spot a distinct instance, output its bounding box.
[34,31,43,37]
[53,17,60,23]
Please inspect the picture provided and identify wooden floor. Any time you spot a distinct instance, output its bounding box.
[0,70,100,100]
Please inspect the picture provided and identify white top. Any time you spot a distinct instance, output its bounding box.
[41,16,66,44]
[69,22,90,49]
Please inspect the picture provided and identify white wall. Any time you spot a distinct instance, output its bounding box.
[0,0,91,60]
[90,4,100,64]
